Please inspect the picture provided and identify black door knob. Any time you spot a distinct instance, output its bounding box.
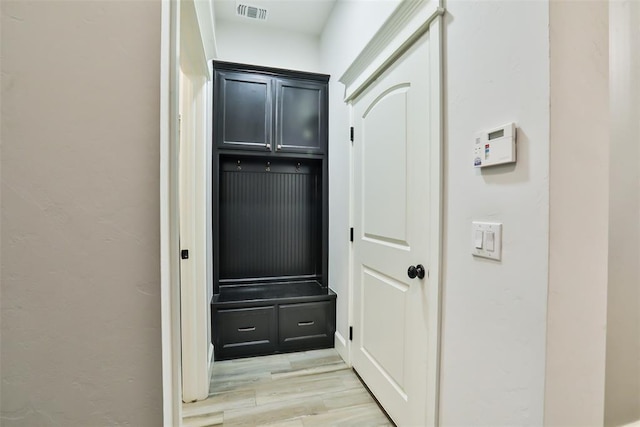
[407,264,426,279]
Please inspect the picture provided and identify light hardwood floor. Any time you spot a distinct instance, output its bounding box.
[182,349,393,427]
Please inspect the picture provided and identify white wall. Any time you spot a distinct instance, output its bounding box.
[319,0,401,359]
[605,1,640,425]
[545,2,610,425]
[214,19,321,72]
[320,1,550,424]
[440,1,550,425]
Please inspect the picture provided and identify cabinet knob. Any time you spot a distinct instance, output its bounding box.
[277,144,282,150]
[265,143,271,150]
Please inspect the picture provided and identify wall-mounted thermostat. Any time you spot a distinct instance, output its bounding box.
[474,122,517,168]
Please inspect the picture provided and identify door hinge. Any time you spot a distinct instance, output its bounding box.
[349,326,353,341]
[350,227,354,242]
[181,249,189,260]
[350,126,354,142]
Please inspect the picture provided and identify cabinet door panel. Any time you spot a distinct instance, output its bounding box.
[215,70,272,151]
[275,79,327,154]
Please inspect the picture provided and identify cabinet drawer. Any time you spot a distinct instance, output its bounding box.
[279,301,335,349]
[215,306,276,358]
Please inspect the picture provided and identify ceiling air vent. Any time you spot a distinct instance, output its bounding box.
[236,3,268,21]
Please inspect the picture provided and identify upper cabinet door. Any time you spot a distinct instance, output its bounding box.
[215,70,273,152]
[275,79,327,155]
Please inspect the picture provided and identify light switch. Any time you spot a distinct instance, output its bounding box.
[472,221,502,261]
[474,230,484,249]
[485,231,495,251]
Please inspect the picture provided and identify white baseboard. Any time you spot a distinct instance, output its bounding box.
[621,420,640,427]
[207,343,214,379]
[334,331,350,366]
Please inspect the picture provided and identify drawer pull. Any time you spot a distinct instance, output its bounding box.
[238,326,256,332]
[298,321,315,327]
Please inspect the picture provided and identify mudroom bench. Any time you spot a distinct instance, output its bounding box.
[211,281,336,360]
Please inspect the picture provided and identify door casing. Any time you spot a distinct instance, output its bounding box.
[160,0,217,421]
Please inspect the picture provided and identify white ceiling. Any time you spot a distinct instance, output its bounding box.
[214,0,337,36]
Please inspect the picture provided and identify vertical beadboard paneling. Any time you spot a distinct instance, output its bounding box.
[219,158,321,282]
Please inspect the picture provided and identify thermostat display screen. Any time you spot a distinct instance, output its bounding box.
[488,129,504,140]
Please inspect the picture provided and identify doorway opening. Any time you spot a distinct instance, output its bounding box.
[160,1,443,425]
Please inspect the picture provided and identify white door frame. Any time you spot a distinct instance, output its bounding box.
[160,0,217,422]
[340,0,444,424]
[178,0,214,403]
[160,0,182,423]
[162,0,443,423]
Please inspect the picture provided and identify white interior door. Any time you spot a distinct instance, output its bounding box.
[352,32,437,426]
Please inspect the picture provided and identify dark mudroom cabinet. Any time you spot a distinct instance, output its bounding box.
[214,65,327,155]
[211,61,335,360]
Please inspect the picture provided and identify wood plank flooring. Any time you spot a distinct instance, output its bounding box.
[182,349,393,426]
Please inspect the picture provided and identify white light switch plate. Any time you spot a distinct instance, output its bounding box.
[472,222,502,261]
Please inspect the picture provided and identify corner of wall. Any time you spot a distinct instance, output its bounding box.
[603,1,640,425]
[545,1,610,425]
